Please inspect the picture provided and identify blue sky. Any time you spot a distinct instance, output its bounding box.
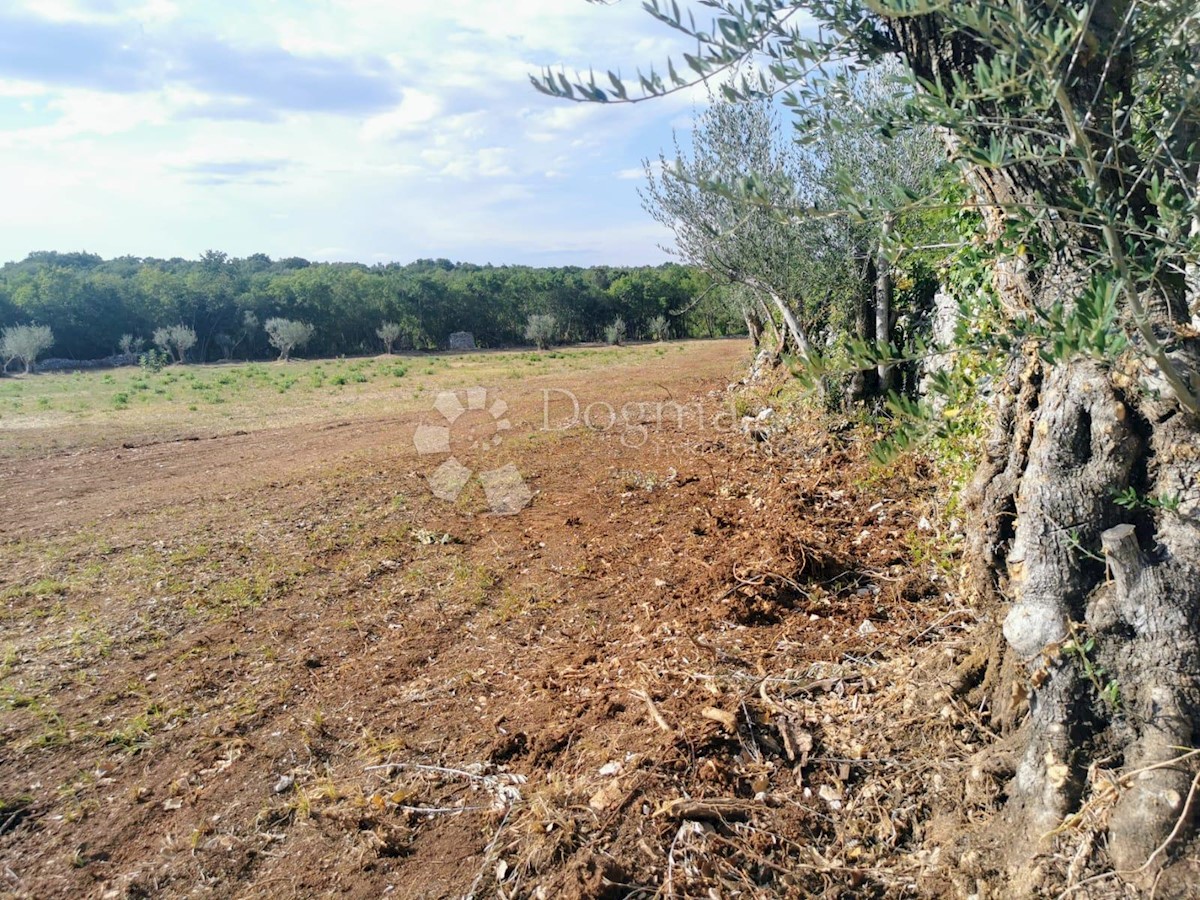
[0,0,711,266]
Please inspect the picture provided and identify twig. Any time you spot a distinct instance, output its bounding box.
[464,806,512,900]
[1055,757,1200,899]
[365,762,491,782]
[664,822,685,899]
[631,689,673,733]
[1136,769,1200,873]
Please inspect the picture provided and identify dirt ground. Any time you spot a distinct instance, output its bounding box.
[1,340,1002,898]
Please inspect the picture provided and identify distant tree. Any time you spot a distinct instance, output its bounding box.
[376,321,403,354]
[152,324,197,364]
[647,315,670,342]
[264,318,315,361]
[604,316,626,346]
[524,313,557,349]
[1,324,54,374]
[118,333,144,357]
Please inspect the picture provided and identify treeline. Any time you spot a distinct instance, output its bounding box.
[0,251,743,362]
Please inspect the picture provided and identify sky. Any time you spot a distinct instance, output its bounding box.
[0,0,712,267]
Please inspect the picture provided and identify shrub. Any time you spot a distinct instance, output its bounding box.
[647,315,670,342]
[604,317,626,345]
[138,349,169,373]
[524,314,558,350]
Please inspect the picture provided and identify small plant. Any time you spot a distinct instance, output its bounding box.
[604,316,627,345]
[1063,624,1121,712]
[112,392,130,409]
[1112,487,1181,513]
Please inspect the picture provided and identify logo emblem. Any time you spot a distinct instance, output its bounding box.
[413,388,531,515]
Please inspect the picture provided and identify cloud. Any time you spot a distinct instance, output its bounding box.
[0,10,153,93]
[617,160,663,181]
[0,0,700,266]
[0,8,401,119]
[170,37,399,117]
[174,158,291,186]
[361,90,443,142]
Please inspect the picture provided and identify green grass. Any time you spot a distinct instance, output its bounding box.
[0,343,713,457]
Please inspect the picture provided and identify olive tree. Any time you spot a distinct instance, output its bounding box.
[647,314,670,342]
[152,324,196,365]
[538,0,1200,883]
[118,334,144,357]
[1,324,54,374]
[641,95,820,358]
[376,321,403,354]
[264,318,315,362]
[524,313,557,350]
[603,316,626,345]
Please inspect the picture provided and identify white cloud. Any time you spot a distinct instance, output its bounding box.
[0,0,707,265]
[361,89,443,142]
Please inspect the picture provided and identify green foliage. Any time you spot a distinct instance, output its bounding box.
[524,313,558,349]
[541,0,1200,470]
[0,255,729,362]
[604,316,627,345]
[1112,487,1182,514]
[647,314,670,341]
[1063,626,1121,713]
[1,323,54,373]
[138,349,169,373]
[263,318,315,362]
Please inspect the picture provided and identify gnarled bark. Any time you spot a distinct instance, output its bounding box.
[886,4,1200,884]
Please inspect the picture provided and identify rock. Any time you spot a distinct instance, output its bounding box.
[448,331,476,351]
[273,774,295,794]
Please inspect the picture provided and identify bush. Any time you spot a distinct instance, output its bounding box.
[604,316,627,345]
[647,315,670,342]
[524,314,558,350]
[139,349,170,373]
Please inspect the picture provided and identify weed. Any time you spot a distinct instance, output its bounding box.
[1063,623,1121,712]
[1112,486,1181,513]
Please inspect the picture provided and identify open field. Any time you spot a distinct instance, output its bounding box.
[0,340,992,898]
[0,344,693,458]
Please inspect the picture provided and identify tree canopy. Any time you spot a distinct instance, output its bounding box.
[0,253,738,362]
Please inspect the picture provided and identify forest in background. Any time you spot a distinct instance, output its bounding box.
[0,250,739,363]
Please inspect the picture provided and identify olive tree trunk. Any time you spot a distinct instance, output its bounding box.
[888,8,1200,882]
[964,346,1200,873]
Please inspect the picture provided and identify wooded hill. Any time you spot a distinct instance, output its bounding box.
[0,251,738,362]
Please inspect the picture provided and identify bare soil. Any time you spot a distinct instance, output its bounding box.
[0,341,994,898]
